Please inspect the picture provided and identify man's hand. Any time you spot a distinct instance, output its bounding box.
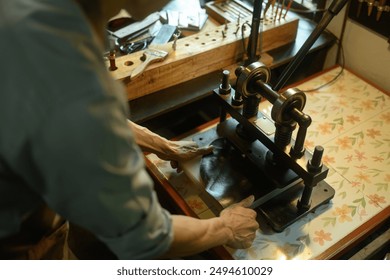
[162,195,259,258]
[127,121,213,172]
[157,140,213,172]
[219,195,259,249]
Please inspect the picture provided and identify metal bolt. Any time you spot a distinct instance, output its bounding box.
[307,145,324,173]
[172,30,181,51]
[219,70,231,95]
[311,146,324,168]
[108,50,117,71]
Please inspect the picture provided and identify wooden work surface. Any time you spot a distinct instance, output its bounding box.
[107,10,299,101]
[145,66,390,259]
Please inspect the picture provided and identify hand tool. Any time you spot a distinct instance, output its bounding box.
[150,24,177,45]
[119,36,154,54]
[129,24,177,79]
[130,48,168,79]
[110,12,160,44]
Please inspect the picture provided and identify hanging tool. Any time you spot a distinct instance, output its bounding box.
[274,0,281,21]
[356,0,364,17]
[264,0,275,19]
[278,0,286,21]
[283,0,293,18]
[376,0,387,21]
[367,0,375,16]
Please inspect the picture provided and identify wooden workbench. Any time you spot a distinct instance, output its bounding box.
[145,66,390,259]
[107,2,301,102]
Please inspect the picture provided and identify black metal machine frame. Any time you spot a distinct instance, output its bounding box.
[193,0,349,232]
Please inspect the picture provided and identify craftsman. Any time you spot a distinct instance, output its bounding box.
[0,0,259,259]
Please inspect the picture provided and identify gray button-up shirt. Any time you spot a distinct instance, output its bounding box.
[0,0,172,259]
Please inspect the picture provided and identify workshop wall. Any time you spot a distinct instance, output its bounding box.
[324,5,390,92]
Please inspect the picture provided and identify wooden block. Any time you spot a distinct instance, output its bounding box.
[107,15,298,101]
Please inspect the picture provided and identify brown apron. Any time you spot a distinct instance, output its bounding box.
[0,205,73,259]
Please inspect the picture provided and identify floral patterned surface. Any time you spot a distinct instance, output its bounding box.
[146,67,390,259]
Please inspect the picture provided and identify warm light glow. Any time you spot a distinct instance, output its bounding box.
[275,250,287,260]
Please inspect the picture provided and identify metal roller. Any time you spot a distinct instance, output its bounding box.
[235,62,270,99]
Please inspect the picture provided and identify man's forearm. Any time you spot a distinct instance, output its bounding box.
[127,120,170,155]
[127,120,213,163]
[162,215,232,258]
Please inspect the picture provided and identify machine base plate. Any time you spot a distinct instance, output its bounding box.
[193,119,335,232]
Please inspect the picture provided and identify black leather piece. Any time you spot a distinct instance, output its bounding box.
[199,138,260,207]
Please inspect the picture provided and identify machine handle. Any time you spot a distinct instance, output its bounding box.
[273,0,350,91]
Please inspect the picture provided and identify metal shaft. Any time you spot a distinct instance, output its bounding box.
[255,79,278,103]
[246,0,264,65]
[274,0,349,91]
